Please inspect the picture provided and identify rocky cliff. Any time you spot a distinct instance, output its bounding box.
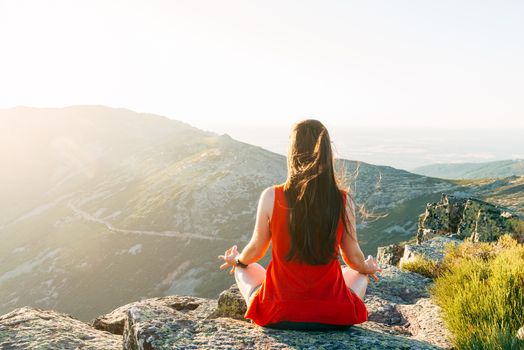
[0,264,451,349]
[416,193,521,243]
[377,192,524,267]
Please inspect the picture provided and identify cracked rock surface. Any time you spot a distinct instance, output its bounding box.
[0,266,451,349]
[0,306,121,349]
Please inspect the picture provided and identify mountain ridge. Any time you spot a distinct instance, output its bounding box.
[412,159,524,179]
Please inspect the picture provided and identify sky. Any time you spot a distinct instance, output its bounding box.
[0,1,523,168]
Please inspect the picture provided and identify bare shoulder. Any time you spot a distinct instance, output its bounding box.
[261,186,275,205]
[260,186,276,219]
[263,185,275,198]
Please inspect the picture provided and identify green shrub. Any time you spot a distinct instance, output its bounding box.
[508,218,524,243]
[432,235,524,349]
[400,255,439,279]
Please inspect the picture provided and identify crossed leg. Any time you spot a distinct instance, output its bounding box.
[234,263,368,303]
[341,265,369,300]
[234,263,266,303]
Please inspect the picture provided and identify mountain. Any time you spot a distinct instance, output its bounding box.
[450,176,524,215]
[0,105,523,322]
[411,159,524,179]
[0,106,289,322]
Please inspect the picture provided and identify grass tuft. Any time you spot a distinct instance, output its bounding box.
[431,234,524,349]
[400,255,439,279]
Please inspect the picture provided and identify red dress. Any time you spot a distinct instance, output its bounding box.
[244,184,369,326]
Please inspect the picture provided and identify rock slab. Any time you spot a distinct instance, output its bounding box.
[400,236,461,266]
[0,267,452,349]
[376,243,405,266]
[213,265,451,349]
[0,306,121,350]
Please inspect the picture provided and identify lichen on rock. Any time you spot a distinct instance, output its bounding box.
[417,193,521,243]
[400,236,461,267]
[376,243,405,266]
[0,306,121,349]
[0,268,452,349]
[213,265,451,349]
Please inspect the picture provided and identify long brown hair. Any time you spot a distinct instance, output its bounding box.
[283,119,355,265]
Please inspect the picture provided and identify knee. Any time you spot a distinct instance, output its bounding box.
[234,265,244,283]
[234,263,259,279]
[359,274,369,292]
[249,262,265,271]
[236,264,252,276]
[359,272,369,284]
[360,273,369,287]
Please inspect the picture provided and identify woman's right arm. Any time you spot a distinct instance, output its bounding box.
[339,193,378,275]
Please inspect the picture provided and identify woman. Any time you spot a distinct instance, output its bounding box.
[218,119,381,330]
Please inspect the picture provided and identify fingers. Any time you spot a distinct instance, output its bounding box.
[219,246,236,259]
[222,245,239,258]
[219,245,240,272]
[370,273,379,282]
[367,273,379,282]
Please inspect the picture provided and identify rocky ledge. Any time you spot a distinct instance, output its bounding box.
[378,236,461,266]
[0,265,451,349]
[0,307,121,349]
[417,193,521,243]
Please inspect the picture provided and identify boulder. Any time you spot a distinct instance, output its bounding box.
[92,295,216,335]
[213,265,451,349]
[0,306,121,350]
[458,199,515,241]
[366,265,432,303]
[397,298,451,349]
[122,296,445,350]
[376,244,405,266]
[365,265,452,348]
[0,267,452,349]
[400,236,461,266]
[216,283,246,319]
[417,194,520,243]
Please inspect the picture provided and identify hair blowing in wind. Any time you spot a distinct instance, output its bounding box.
[283,119,356,265]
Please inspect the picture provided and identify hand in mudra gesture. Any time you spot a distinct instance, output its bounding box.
[218,245,239,275]
[364,255,382,282]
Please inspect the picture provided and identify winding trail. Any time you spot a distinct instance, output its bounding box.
[68,201,223,241]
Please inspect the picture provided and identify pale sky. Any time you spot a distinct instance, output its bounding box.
[1,0,524,131]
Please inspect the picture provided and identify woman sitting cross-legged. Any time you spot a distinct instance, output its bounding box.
[218,119,381,331]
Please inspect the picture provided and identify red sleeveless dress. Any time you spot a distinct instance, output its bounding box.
[244,184,368,326]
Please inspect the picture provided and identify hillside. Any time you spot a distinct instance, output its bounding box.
[412,159,524,179]
[449,176,524,216]
[0,105,523,323]
[0,106,287,321]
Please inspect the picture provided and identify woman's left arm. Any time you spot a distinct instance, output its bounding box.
[236,187,273,264]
